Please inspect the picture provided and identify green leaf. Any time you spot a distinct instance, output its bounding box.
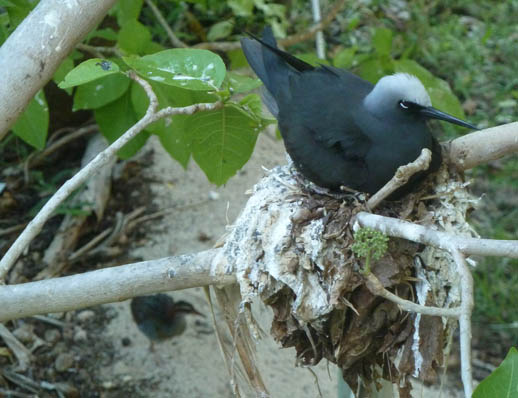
[188,105,259,185]
[53,57,75,95]
[123,49,226,90]
[118,20,152,54]
[227,0,254,16]
[0,12,9,45]
[156,114,192,168]
[95,90,149,159]
[227,49,249,69]
[4,0,34,29]
[130,81,216,165]
[372,27,393,56]
[253,0,285,19]
[394,59,465,118]
[207,19,234,42]
[333,47,357,69]
[473,347,518,398]
[116,0,144,26]
[73,73,130,110]
[58,59,121,89]
[85,27,118,42]
[12,90,49,150]
[227,72,262,93]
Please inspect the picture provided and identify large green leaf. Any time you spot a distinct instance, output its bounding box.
[115,0,144,26]
[123,49,226,90]
[12,90,49,150]
[58,59,121,89]
[188,105,259,185]
[156,114,192,168]
[227,0,254,16]
[226,72,262,94]
[95,90,149,159]
[73,73,130,110]
[207,19,234,41]
[473,347,518,398]
[118,20,152,55]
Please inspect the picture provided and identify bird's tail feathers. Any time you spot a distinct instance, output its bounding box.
[241,26,313,103]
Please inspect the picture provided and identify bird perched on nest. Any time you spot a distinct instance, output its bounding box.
[240,27,477,198]
[130,294,203,350]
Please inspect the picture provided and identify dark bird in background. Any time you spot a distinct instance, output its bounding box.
[240,27,477,198]
[130,293,203,350]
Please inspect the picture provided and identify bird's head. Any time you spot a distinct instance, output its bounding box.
[167,301,204,318]
[364,73,477,129]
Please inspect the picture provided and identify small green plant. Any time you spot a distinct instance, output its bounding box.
[351,227,389,273]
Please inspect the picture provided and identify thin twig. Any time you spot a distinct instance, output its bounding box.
[0,71,222,282]
[26,124,98,170]
[0,323,31,371]
[355,212,518,258]
[30,314,69,328]
[76,43,122,57]
[145,0,187,48]
[364,273,460,317]
[450,247,474,398]
[367,148,432,209]
[0,223,27,237]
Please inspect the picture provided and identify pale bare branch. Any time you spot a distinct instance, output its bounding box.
[355,212,518,258]
[0,249,233,322]
[0,0,118,139]
[367,148,432,209]
[447,122,518,171]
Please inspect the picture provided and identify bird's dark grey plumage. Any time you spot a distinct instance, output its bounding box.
[130,294,202,342]
[240,27,476,198]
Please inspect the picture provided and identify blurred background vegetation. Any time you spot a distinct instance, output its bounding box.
[1,0,517,361]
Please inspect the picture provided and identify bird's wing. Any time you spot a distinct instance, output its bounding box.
[283,67,373,160]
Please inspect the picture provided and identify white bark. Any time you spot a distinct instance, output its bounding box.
[0,0,118,138]
[0,249,234,322]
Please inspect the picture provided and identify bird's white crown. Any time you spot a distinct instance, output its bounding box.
[364,73,432,114]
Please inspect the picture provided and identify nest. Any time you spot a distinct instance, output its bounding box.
[222,160,478,397]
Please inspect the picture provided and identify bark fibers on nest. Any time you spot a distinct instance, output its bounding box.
[222,161,478,397]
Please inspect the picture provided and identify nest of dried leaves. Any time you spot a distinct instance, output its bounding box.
[223,159,478,397]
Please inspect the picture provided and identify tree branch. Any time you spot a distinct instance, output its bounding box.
[0,0,118,139]
[0,72,222,282]
[364,273,460,317]
[447,122,518,171]
[145,0,188,48]
[0,249,234,322]
[450,247,474,398]
[367,148,431,209]
[355,212,518,258]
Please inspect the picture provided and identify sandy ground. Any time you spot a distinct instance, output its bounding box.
[100,132,339,397]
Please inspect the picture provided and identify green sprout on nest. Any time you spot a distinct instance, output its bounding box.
[351,227,389,274]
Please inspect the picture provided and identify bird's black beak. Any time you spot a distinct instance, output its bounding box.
[419,106,478,130]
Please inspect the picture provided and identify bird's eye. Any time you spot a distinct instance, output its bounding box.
[399,100,410,110]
